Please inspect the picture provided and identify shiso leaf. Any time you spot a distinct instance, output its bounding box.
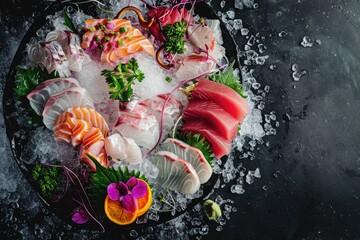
[207,61,247,99]
[62,8,78,33]
[177,132,213,167]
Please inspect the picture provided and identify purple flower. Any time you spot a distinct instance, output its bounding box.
[107,177,147,213]
[72,208,90,224]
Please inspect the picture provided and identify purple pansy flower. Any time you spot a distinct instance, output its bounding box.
[72,208,90,224]
[107,177,147,213]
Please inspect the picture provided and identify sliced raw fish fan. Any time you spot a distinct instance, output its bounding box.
[182,120,232,159]
[27,78,79,115]
[42,87,94,129]
[54,107,109,137]
[53,117,91,147]
[161,138,212,184]
[46,30,87,72]
[150,151,200,195]
[28,41,70,77]
[183,99,238,141]
[191,79,250,122]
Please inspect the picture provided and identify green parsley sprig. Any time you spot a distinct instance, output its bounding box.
[101,58,144,102]
[163,21,187,54]
[31,163,63,198]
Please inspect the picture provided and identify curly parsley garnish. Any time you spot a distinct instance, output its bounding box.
[101,58,144,102]
[32,163,62,198]
[163,21,187,54]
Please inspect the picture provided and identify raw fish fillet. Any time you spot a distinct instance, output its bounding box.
[183,99,238,141]
[150,151,200,195]
[191,79,250,122]
[53,117,91,147]
[205,19,224,45]
[175,55,215,80]
[42,87,94,129]
[187,24,216,52]
[122,137,142,165]
[161,138,212,184]
[54,107,109,137]
[27,78,79,115]
[182,120,231,159]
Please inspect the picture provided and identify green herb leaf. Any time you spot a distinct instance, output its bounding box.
[62,8,78,33]
[165,76,172,83]
[163,21,187,54]
[101,58,144,102]
[31,163,62,198]
[177,132,213,167]
[207,61,247,99]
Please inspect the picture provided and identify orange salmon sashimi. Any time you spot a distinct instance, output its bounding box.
[54,117,92,147]
[81,18,154,63]
[54,107,109,137]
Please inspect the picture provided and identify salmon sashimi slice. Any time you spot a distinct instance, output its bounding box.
[183,99,239,141]
[54,107,109,137]
[161,138,212,184]
[191,79,250,122]
[53,117,92,147]
[150,151,200,195]
[182,120,232,159]
[80,149,108,171]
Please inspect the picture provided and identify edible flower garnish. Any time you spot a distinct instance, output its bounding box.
[107,177,147,213]
[72,208,90,224]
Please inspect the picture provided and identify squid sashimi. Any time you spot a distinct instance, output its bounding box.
[183,100,239,141]
[81,18,154,63]
[182,120,232,159]
[150,151,200,195]
[114,104,159,149]
[46,30,87,72]
[53,117,91,147]
[42,87,94,129]
[79,127,108,170]
[27,41,70,77]
[161,138,212,184]
[54,107,109,137]
[187,24,216,52]
[104,133,142,165]
[27,78,80,115]
[191,79,250,122]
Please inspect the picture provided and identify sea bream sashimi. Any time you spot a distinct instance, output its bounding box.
[27,78,80,115]
[104,133,142,165]
[182,120,232,159]
[81,18,154,63]
[187,24,216,52]
[150,151,200,195]
[46,30,87,72]
[161,138,212,184]
[53,107,109,137]
[42,87,94,129]
[191,79,250,122]
[183,99,239,141]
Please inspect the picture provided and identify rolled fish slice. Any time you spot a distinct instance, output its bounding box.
[42,86,94,129]
[53,117,92,147]
[150,151,200,195]
[27,78,80,115]
[161,138,212,184]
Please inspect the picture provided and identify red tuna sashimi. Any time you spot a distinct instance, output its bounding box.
[183,99,238,141]
[191,79,250,122]
[182,120,231,158]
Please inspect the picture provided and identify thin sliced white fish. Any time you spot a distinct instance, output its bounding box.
[150,151,200,195]
[27,78,79,115]
[161,138,212,184]
[42,86,94,129]
[205,19,224,45]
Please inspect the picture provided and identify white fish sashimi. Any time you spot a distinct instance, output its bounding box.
[161,138,212,184]
[122,137,142,165]
[205,19,224,45]
[104,133,142,164]
[187,24,216,52]
[42,86,94,129]
[27,41,70,77]
[150,151,200,195]
[46,30,88,72]
[27,78,80,115]
[176,55,215,80]
[114,124,159,150]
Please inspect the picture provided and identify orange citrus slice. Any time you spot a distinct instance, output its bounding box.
[104,195,138,225]
[136,179,152,217]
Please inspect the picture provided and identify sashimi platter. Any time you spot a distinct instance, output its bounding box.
[4,0,256,232]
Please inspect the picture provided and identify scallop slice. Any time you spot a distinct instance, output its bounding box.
[27,78,80,115]
[150,151,200,195]
[42,86,94,129]
[161,138,212,184]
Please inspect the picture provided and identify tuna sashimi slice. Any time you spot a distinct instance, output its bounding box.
[150,151,200,195]
[183,99,239,141]
[27,78,80,115]
[192,79,250,122]
[42,87,94,129]
[182,120,232,159]
[161,138,212,184]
